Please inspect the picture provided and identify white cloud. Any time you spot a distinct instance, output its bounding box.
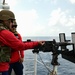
[48,8,75,27]
[15,9,44,36]
[14,7,75,36]
[48,2,75,28]
[6,0,17,5]
[51,0,57,4]
[1,0,75,36]
[5,0,19,10]
[48,8,63,26]
[69,0,75,4]
[47,8,75,36]
[0,0,3,3]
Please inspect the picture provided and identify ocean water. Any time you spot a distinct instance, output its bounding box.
[22,36,75,75]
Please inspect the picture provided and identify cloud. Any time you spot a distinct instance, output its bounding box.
[0,0,3,3]
[48,8,60,26]
[1,0,75,36]
[15,9,44,36]
[47,8,75,36]
[6,0,17,5]
[48,8,75,27]
[69,0,75,4]
[5,0,19,10]
[14,7,75,36]
[51,0,57,4]
[48,8,65,26]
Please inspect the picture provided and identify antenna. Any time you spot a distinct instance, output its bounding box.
[3,0,5,5]
[0,0,10,9]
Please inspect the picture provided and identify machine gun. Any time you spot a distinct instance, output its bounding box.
[28,32,75,75]
[32,32,75,64]
[25,33,75,75]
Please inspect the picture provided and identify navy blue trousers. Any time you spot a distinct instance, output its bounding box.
[2,71,8,75]
[0,71,8,75]
[8,62,23,75]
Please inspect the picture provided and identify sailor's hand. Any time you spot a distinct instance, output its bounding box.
[19,57,24,63]
[38,41,45,45]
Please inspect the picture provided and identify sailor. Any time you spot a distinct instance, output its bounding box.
[0,9,44,75]
[8,21,24,75]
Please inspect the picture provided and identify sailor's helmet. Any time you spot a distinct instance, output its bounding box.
[0,10,15,20]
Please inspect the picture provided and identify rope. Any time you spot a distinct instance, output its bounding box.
[38,53,52,72]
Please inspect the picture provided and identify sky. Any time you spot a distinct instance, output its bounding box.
[0,0,75,37]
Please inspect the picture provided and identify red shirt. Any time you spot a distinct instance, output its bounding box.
[0,30,39,72]
[10,33,24,63]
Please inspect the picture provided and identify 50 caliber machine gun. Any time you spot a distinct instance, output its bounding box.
[31,32,75,64]
[26,33,75,75]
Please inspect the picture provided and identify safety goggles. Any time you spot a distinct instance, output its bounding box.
[8,19,15,23]
[12,25,17,28]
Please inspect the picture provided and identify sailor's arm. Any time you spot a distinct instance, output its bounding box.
[0,30,44,51]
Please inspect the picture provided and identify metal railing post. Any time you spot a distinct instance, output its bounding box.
[34,53,37,75]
